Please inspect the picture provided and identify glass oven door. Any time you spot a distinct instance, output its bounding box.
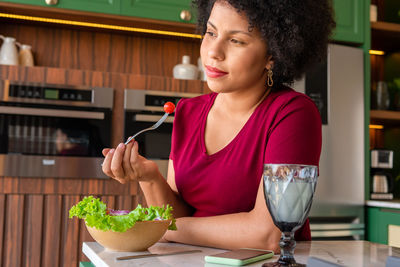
[0,80,113,179]
[124,112,173,159]
[0,106,110,157]
[124,112,174,178]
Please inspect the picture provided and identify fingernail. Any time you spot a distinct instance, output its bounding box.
[118,143,125,149]
[109,149,115,154]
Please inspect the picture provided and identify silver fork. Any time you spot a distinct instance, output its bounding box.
[124,112,169,145]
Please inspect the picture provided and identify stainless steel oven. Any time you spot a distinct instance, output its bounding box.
[0,80,113,178]
[124,89,199,177]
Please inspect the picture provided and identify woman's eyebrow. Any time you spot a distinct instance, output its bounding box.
[207,21,252,37]
[207,21,217,30]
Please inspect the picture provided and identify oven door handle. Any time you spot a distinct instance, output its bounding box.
[135,114,174,123]
[0,106,105,119]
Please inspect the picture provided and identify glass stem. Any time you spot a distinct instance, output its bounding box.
[278,231,297,264]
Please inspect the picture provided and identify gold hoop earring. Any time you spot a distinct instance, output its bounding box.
[267,69,273,87]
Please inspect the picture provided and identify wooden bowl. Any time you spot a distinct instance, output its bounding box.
[86,220,171,252]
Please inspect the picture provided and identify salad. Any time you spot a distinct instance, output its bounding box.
[69,196,177,232]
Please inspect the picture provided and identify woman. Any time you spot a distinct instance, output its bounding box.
[102,0,335,252]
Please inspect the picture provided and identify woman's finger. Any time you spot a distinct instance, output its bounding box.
[130,141,140,171]
[102,148,115,178]
[110,143,126,179]
[102,148,111,157]
[122,141,136,180]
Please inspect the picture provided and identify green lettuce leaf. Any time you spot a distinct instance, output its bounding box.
[69,196,177,232]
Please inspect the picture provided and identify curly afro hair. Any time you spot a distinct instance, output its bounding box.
[193,0,336,90]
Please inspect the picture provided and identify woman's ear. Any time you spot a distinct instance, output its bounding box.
[265,55,274,70]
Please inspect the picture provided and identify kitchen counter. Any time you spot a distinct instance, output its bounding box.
[366,200,400,209]
[83,240,399,266]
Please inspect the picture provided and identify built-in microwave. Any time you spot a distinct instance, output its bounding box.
[0,80,113,178]
[124,89,199,177]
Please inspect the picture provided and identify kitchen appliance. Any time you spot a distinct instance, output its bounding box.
[371,149,393,169]
[372,173,392,193]
[371,149,394,199]
[124,89,199,178]
[0,80,113,178]
[293,44,365,240]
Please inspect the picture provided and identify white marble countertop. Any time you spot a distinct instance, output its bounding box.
[83,240,399,267]
[366,200,400,209]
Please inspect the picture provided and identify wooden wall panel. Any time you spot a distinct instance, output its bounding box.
[0,23,201,77]
[21,195,43,267]
[3,195,24,267]
[0,194,5,267]
[0,177,135,195]
[370,54,385,86]
[60,195,81,267]
[117,195,135,211]
[370,128,385,149]
[41,195,62,267]
[0,193,138,266]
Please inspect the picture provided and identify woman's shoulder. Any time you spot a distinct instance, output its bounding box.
[267,86,319,114]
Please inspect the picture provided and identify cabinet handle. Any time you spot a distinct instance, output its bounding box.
[180,10,192,21]
[45,0,58,5]
[381,208,400,214]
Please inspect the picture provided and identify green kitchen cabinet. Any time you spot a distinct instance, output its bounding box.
[3,0,366,35]
[1,0,120,15]
[367,207,400,245]
[332,0,365,44]
[3,0,195,24]
[119,0,196,24]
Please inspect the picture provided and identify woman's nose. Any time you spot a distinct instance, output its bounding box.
[207,39,225,61]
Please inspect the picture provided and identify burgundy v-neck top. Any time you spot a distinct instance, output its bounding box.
[170,87,322,241]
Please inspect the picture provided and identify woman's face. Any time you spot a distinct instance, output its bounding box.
[200,1,273,94]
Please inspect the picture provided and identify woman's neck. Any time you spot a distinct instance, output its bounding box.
[215,87,271,118]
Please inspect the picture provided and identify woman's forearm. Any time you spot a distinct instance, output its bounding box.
[139,174,193,218]
[163,211,281,253]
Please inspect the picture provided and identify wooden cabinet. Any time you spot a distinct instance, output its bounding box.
[332,0,365,44]
[3,0,369,33]
[0,0,120,14]
[54,0,120,15]
[120,0,196,24]
[367,207,400,246]
[1,0,194,23]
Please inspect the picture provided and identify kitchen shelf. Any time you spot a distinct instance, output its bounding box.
[371,21,400,52]
[370,109,400,123]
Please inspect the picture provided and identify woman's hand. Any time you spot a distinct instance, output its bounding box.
[101,140,160,184]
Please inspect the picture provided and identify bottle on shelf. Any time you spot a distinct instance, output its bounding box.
[17,43,34,67]
[376,81,390,110]
[173,55,198,80]
[0,35,19,66]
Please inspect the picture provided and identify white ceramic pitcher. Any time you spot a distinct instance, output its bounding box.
[0,35,19,66]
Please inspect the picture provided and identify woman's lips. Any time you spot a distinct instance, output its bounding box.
[205,65,228,78]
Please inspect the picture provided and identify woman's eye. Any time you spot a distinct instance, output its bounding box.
[230,39,245,45]
[205,31,216,37]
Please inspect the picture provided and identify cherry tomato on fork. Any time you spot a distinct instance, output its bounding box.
[163,102,175,114]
